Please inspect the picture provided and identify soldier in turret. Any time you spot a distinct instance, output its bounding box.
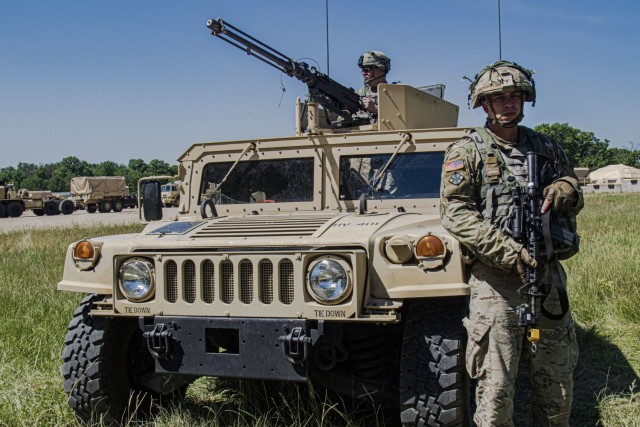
[440,61,583,426]
[356,51,391,119]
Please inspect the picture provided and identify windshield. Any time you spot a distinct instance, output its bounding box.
[339,152,444,200]
[200,158,314,205]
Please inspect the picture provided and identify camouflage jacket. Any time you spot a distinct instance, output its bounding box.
[440,125,583,271]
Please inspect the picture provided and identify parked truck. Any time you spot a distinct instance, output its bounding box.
[1,183,74,217]
[69,176,137,213]
[160,181,181,207]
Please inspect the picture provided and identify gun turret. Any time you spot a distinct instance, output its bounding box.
[206,18,366,125]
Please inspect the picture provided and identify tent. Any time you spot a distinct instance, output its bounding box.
[585,164,640,193]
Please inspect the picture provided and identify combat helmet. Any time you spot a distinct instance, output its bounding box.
[358,51,391,72]
[468,60,535,109]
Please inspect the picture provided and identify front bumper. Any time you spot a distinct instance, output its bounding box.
[141,316,324,382]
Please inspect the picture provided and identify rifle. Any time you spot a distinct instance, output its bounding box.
[512,151,572,353]
[511,152,546,352]
[206,18,367,125]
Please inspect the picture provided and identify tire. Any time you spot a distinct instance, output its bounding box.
[32,208,45,216]
[61,294,191,426]
[6,201,24,217]
[0,203,5,218]
[99,200,112,213]
[86,204,98,214]
[399,298,470,427]
[112,200,123,213]
[44,200,60,216]
[59,199,75,215]
[173,196,180,207]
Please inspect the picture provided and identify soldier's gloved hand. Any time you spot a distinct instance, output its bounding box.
[542,178,579,214]
[514,248,537,284]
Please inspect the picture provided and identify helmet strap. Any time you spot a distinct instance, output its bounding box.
[486,98,525,128]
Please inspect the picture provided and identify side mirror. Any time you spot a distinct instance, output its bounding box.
[142,181,163,221]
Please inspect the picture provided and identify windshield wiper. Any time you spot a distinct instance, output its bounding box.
[368,132,413,192]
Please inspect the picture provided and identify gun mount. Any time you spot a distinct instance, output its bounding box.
[207,17,366,128]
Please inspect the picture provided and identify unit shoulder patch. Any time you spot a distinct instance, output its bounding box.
[445,158,464,172]
[448,171,465,186]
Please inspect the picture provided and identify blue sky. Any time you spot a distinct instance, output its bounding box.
[1,1,638,168]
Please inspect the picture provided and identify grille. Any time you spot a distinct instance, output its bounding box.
[162,255,300,307]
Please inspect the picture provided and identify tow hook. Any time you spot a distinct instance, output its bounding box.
[143,323,172,359]
[278,326,312,364]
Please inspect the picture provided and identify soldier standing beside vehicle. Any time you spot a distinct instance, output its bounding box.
[439,61,583,426]
[357,51,391,120]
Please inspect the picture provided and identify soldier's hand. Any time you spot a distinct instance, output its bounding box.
[542,178,579,214]
[514,248,537,284]
[361,97,378,113]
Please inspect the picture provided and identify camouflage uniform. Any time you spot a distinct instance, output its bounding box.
[440,125,582,426]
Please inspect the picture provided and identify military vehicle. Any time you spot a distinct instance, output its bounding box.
[58,18,472,426]
[161,181,181,207]
[69,176,137,213]
[0,184,73,217]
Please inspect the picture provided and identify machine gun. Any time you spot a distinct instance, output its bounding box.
[206,17,368,127]
[511,152,546,351]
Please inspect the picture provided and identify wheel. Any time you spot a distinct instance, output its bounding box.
[59,199,75,215]
[173,196,180,207]
[0,203,5,218]
[399,298,470,426]
[112,200,123,213]
[86,204,98,214]
[99,200,112,213]
[61,294,191,426]
[44,200,60,216]
[6,201,24,217]
[32,208,45,216]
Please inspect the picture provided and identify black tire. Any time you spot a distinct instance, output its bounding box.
[173,196,180,207]
[86,204,98,214]
[399,298,470,427]
[6,201,23,217]
[32,208,45,216]
[59,199,75,215]
[61,294,191,426]
[99,200,112,213]
[0,203,5,218]
[44,200,60,216]
[112,199,123,213]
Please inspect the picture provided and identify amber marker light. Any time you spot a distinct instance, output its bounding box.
[416,235,445,258]
[74,241,95,260]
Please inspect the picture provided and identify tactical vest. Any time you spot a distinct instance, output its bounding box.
[468,127,563,237]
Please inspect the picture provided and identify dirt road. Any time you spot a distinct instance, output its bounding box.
[0,208,180,233]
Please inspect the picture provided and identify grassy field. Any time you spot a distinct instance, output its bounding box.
[0,193,639,426]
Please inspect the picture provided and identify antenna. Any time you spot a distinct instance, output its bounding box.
[498,0,502,60]
[325,0,330,76]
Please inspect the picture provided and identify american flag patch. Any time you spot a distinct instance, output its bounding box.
[445,159,464,172]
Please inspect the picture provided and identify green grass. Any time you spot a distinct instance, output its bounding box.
[1,194,639,426]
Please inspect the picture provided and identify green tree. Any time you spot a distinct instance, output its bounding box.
[535,123,615,169]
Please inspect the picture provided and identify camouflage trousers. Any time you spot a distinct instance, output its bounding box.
[463,262,579,427]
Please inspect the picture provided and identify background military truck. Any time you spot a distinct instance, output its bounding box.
[69,176,137,213]
[58,18,470,427]
[0,183,74,217]
[161,181,181,207]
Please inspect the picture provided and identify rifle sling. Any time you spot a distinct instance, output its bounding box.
[540,211,570,320]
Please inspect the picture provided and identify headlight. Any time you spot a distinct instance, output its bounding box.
[119,259,155,302]
[307,257,352,304]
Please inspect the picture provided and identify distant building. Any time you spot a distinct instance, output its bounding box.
[583,164,640,193]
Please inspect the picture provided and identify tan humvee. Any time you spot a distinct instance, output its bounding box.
[59,83,473,426]
[58,18,474,425]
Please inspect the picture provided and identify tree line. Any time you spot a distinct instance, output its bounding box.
[0,123,638,193]
[0,157,178,193]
